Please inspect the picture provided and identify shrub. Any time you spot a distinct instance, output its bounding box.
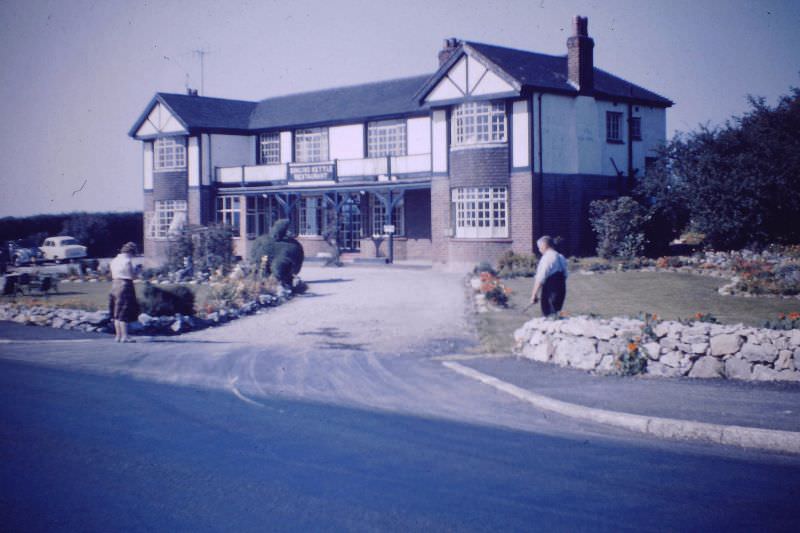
[496,251,538,278]
[589,196,649,259]
[763,312,800,330]
[473,261,497,276]
[615,340,648,376]
[141,283,195,316]
[477,271,511,307]
[250,220,304,286]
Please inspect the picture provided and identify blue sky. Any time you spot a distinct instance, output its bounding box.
[1,0,798,217]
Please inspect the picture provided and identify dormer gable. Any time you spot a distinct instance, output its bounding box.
[418,44,521,105]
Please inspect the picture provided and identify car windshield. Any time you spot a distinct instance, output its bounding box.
[61,239,79,245]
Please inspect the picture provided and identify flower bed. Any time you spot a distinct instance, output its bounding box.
[577,246,800,298]
[513,315,800,382]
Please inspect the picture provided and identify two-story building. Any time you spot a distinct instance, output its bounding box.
[129,16,672,266]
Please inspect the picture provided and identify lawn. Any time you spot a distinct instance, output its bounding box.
[476,271,800,353]
[1,281,211,313]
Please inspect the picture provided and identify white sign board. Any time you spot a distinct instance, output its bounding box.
[383,225,396,234]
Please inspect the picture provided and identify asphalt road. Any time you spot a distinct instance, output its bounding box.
[2,359,799,532]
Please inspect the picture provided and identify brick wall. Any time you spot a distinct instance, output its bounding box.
[447,239,513,265]
[153,170,188,201]
[540,173,618,256]
[449,145,510,187]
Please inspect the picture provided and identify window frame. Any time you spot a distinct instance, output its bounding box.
[630,116,642,141]
[298,195,324,236]
[245,196,279,239]
[148,199,187,240]
[367,119,407,158]
[371,197,405,237]
[606,111,624,143]
[216,196,241,234]
[154,137,187,170]
[451,186,508,239]
[259,132,281,165]
[451,101,507,146]
[294,128,329,163]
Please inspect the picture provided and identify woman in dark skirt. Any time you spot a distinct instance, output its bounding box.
[109,242,139,342]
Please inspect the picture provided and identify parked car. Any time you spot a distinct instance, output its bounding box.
[7,239,44,266]
[40,236,88,263]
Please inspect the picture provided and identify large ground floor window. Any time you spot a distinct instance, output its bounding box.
[299,196,324,236]
[146,199,187,240]
[371,196,404,237]
[216,196,241,233]
[246,196,280,238]
[452,187,508,238]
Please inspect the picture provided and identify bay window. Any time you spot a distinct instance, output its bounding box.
[294,128,329,163]
[259,133,281,164]
[452,187,508,238]
[154,137,186,170]
[147,199,187,239]
[452,101,506,146]
[367,119,407,157]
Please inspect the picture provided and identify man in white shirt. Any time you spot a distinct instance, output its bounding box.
[530,236,568,317]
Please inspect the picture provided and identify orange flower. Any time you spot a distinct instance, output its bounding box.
[651,314,659,321]
[627,342,638,352]
[778,313,786,320]
[789,312,800,321]
[695,312,703,320]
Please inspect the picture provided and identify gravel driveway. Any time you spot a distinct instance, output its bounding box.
[186,265,476,356]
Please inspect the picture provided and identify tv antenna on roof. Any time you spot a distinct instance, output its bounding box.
[192,48,211,96]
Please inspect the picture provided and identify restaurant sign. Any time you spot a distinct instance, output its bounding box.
[288,162,335,181]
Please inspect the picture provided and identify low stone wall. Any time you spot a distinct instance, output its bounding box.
[0,290,288,336]
[513,316,800,382]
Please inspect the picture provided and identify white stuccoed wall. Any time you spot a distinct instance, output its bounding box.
[511,100,530,168]
[143,142,153,190]
[540,93,579,174]
[329,124,364,160]
[210,134,256,168]
[407,116,431,155]
[187,136,200,187]
[431,110,448,172]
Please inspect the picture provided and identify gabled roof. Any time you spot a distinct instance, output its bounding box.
[247,74,431,130]
[417,40,673,107]
[128,93,257,137]
[130,40,672,138]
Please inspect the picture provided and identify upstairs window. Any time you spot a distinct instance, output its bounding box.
[154,137,186,170]
[259,133,281,164]
[367,119,407,157]
[452,101,506,146]
[295,128,329,163]
[630,117,642,141]
[606,111,623,143]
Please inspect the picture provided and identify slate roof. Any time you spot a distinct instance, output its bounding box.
[248,74,432,130]
[130,40,671,137]
[463,41,673,107]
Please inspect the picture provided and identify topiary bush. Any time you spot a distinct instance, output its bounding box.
[249,219,304,286]
[141,283,195,316]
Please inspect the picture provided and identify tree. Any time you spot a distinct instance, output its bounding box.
[589,196,649,259]
[636,86,800,250]
[61,214,111,256]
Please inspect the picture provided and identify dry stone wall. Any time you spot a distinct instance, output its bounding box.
[513,316,800,382]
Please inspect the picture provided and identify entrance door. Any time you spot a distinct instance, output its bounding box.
[337,195,362,252]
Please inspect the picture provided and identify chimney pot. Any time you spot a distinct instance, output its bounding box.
[438,37,460,67]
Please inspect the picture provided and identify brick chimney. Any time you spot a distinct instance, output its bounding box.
[567,15,594,94]
[438,38,460,67]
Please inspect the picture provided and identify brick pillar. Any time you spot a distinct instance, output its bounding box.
[430,176,450,264]
[510,171,534,254]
